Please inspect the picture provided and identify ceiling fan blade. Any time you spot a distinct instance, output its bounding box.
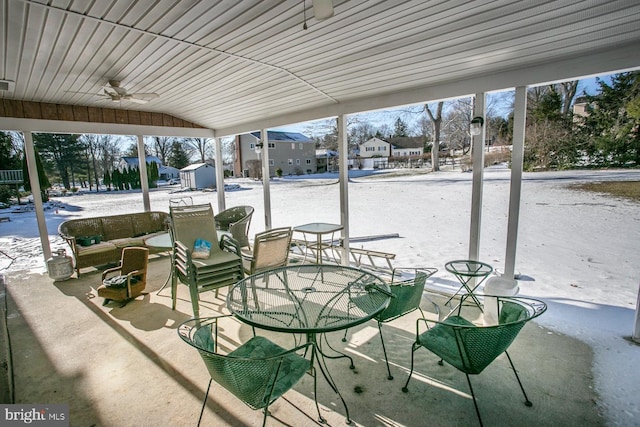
[128,97,149,104]
[313,0,334,20]
[130,93,159,100]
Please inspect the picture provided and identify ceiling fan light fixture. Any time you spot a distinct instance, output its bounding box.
[313,0,333,20]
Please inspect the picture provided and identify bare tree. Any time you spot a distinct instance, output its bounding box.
[425,101,444,171]
[79,134,101,191]
[148,136,173,164]
[183,137,212,163]
[558,81,579,119]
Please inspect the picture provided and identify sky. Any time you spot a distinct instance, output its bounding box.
[1,165,639,426]
[274,73,616,137]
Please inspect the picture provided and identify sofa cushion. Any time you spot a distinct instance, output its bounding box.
[76,241,118,255]
[110,237,146,248]
[101,216,135,240]
[132,212,168,237]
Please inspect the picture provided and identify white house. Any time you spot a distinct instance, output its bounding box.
[179,163,216,189]
[358,137,390,158]
[388,137,425,157]
[117,155,162,171]
[159,165,180,180]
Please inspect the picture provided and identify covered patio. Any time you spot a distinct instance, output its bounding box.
[2,258,600,426]
[1,1,639,425]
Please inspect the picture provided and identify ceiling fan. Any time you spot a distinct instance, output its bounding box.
[99,80,159,104]
[303,0,334,29]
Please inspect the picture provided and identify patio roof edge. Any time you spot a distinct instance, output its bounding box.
[215,41,640,137]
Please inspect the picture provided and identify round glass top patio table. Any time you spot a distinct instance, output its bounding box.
[226,264,391,424]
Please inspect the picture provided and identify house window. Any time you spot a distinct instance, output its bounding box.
[306,159,312,164]
[268,143,275,149]
[379,146,386,151]
[299,143,303,150]
[288,159,293,165]
[291,143,295,150]
[250,143,256,150]
[269,159,274,166]
[296,159,300,165]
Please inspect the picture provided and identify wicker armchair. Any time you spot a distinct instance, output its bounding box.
[97,246,149,307]
[402,294,547,426]
[178,316,318,427]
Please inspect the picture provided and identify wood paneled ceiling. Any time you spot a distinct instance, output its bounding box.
[1,0,640,136]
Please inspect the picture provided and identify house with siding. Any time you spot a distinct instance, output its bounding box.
[388,137,425,157]
[117,155,162,172]
[358,137,390,158]
[234,131,316,178]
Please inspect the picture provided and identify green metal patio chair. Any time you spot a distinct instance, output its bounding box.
[214,205,254,249]
[170,204,244,318]
[345,267,438,380]
[401,294,547,427]
[178,316,320,427]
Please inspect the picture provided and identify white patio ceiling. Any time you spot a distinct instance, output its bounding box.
[1,0,640,137]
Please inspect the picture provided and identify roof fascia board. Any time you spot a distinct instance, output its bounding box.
[216,42,640,137]
[0,117,215,138]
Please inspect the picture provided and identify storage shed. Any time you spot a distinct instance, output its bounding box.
[179,163,216,190]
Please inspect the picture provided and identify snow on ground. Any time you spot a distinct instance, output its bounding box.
[1,165,639,425]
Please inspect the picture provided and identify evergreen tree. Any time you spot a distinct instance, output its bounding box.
[579,71,640,166]
[0,132,20,169]
[111,169,122,190]
[22,148,51,202]
[147,161,159,188]
[33,133,85,189]
[168,141,190,169]
[392,117,409,137]
[103,170,112,191]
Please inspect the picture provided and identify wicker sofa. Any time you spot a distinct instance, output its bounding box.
[58,211,170,277]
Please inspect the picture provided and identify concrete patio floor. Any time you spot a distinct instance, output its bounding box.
[2,256,603,426]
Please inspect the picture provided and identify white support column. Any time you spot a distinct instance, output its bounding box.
[337,115,350,265]
[484,88,526,310]
[468,93,486,261]
[214,136,226,212]
[504,86,527,279]
[23,131,51,261]
[633,282,640,343]
[136,135,150,211]
[260,129,272,230]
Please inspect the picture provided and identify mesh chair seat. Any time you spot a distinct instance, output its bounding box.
[179,316,317,426]
[348,267,438,380]
[402,295,547,426]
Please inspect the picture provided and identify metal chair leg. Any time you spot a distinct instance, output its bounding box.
[464,373,484,427]
[198,379,212,427]
[504,350,532,406]
[401,342,419,392]
[378,322,394,380]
